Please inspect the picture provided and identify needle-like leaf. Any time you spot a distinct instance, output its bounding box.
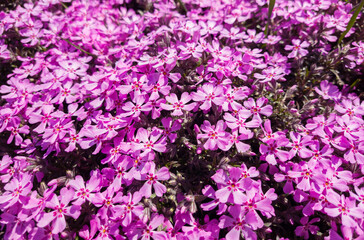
[338,0,364,45]
[264,0,276,37]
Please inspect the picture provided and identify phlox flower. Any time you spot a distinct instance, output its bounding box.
[260,119,287,143]
[222,85,250,111]
[79,219,98,240]
[160,92,196,116]
[157,63,182,83]
[0,173,33,209]
[226,129,254,153]
[295,217,320,240]
[218,205,257,240]
[6,117,29,146]
[207,40,232,62]
[136,162,170,198]
[211,167,253,205]
[285,39,309,58]
[127,214,167,240]
[178,42,204,59]
[0,210,33,240]
[58,60,87,80]
[242,186,276,227]
[288,132,313,159]
[259,138,291,165]
[161,117,181,143]
[242,97,273,123]
[191,83,225,111]
[121,95,152,118]
[201,185,227,214]
[92,186,124,220]
[197,120,230,151]
[335,98,364,118]
[37,188,81,234]
[120,192,144,227]
[288,161,317,192]
[224,111,260,134]
[144,75,171,100]
[132,128,167,157]
[68,173,101,205]
[325,193,364,228]
[314,80,340,100]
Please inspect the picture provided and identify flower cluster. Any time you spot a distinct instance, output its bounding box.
[0,0,363,239]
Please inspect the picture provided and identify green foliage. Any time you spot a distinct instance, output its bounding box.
[264,0,276,36]
[338,0,364,44]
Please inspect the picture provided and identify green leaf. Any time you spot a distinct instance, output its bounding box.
[338,0,364,45]
[264,0,276,36]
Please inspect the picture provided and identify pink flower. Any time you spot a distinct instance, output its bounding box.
[122,95,152,118]
[259,138,291,165]
[226,129,254,153]
[295,217,320,239]
[242,97,273,123]
[58,60,87,80]
[314,80,340,100]
[161,117,181,143]
[191,84,225,111]
[197,120,230,151]
[68,174,101,205]
[37,188,81,234]
[121,192,144,227]
[160,92,197,116]
[285,39,309,58]
[0,173,33,209]
[325,193,364,228]
[132,128,167,156]
[136,162,170,198]
[211,167,253,205]
[218,205,257,240]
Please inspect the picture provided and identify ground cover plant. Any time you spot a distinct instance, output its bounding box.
[0,0,363,239]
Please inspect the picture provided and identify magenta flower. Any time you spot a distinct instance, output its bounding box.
[191,83,225,111]
[201,185,227,214]
[161,117,181,143]
[295,217,320,239]
[288,162,317,192]
[0,173,33,209]
[179,42,204,59]
[132,128,167,156]
[68,174,101,205]
[288,132,313,159]
[136,162,170,198]
[211,167,252,205]
[127,214,167,240]
[260,119,287,143]
[224,112,260,134]
[242,187,275,229]
[226,129,254,153]
[121,95,152,118]
[197,120,230,151]
[199,20,223,36]
[6,117,29,146]
[314,80,340,100]
[285,39,310,58]
[325,193,364,228]
[121,192,144,227]
[58,60,87,80]
[259,138,291,165]
[242,97,273,123]
[37,188,81,234]
[222,86,250,111]
[92,186,124,220]
[218,205,256,240]
[160,92,196,116]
